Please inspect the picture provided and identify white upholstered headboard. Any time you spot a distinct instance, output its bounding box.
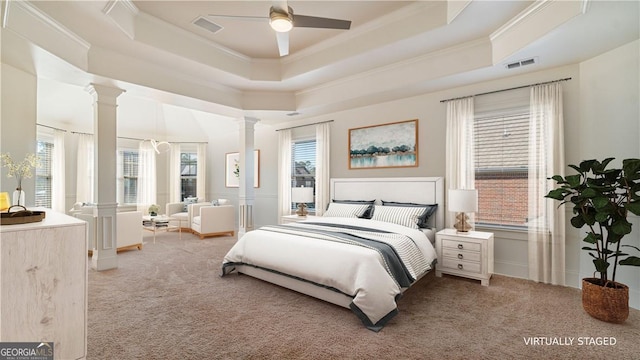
[330,177,445,230]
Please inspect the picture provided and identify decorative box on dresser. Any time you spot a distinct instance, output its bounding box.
[435,228,494,286]
[280,215,322,224]
[0,210,87,359]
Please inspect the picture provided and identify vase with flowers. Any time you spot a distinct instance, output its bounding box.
[1,153,40,207]
[148,204,160,216]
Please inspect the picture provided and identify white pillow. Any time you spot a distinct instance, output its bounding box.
[370,205,425,229]
[323,203,370,218]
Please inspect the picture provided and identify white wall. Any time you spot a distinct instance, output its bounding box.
[1,64,38,204]
[578,39,640,308]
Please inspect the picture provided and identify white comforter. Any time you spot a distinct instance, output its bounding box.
[222,217,437,330]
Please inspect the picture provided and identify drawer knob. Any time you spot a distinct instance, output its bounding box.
[458,254,463,259]
[457,244,463,250]
[458,264,464,270]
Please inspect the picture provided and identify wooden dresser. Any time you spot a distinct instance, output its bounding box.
[1,209,87,359]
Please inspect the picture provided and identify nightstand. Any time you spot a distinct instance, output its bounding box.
[280,214,322,224]
[435,228,494,286]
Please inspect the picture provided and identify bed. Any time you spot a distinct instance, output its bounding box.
[221,177,444,331]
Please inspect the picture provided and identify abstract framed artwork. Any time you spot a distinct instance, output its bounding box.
[225,150,260,188]
[348,119,418,169]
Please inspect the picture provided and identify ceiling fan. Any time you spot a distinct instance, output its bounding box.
[208,1,351,57]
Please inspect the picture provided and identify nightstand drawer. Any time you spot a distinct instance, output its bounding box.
[442,258,481,274]
[441,238,481,252]
[442,248,481,262]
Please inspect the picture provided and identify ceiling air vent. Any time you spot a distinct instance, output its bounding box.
[193,17,223,34]
[505,57,537,70]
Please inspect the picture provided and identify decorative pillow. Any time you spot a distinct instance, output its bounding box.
[381,201,438,228]
[332,199,375,219]
[371,205,428,229]
[183,197,198,212]
[211,200,219,206]
[323,202,370,218]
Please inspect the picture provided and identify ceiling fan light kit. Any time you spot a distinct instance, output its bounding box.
[269,7,293,33]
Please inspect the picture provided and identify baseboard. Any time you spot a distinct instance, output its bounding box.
[494,260,528,279]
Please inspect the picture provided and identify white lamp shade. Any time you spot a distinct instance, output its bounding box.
[448,189,478,213]
[291,187,314,203]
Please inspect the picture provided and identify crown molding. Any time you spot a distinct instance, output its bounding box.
[6,0,90,50]
[490,0,589,64]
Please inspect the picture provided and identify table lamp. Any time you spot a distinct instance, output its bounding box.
[291,186,314,217]
[448,189,478,233]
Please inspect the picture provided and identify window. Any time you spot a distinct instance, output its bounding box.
[291,139,316,211]
[180,152,197,200]
[474,111,529,228]
[35,140,53,208]
[119,150,138,204]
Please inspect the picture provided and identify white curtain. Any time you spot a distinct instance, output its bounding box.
[445,97,476,228]
[315,123,331,216]
[51,129,66,212]
[137,140,157,212]
[528,82,566,285]
[76,134,94,204]
[169,143,181,202]
[197,143,207,200]
[278,129,292,218]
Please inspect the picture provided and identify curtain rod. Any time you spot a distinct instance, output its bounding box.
[37,123,67,132]
[118,136,208,144]
[440,77,572,103]
[275,119,334,132]
[70,130,93,136]
[37,129,206,144]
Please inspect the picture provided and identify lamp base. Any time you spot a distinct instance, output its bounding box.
[454,212,473,233]
[295,203,308,217]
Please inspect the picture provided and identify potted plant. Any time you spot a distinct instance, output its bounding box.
[148,204,160,217]
[546,158,640,323]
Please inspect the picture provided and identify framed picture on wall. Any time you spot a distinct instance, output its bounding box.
[348,119,418,169]
[225,150,260,188]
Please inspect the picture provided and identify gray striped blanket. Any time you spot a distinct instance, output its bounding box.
[259,222,432,288]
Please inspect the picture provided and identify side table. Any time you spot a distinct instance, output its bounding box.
[435,228,494,286]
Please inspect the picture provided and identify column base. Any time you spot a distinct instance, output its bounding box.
[91,250,118,271]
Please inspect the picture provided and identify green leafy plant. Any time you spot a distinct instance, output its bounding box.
[546,158,640,286]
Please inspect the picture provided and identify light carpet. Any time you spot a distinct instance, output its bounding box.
[87,231,640,359]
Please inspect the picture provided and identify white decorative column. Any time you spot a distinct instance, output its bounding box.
[237,117,259,237]
[86,84,125,271]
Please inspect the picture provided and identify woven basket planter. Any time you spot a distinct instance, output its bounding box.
[582,278,629,323]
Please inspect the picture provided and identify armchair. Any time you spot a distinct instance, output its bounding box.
[76,211,143,254]
[165,197,206,232]
[191,204,235,239]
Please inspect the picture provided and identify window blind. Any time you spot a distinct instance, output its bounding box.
[474,112,529,228]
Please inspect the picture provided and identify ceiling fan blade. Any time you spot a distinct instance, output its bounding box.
[276,31,289,57]
[293,14,351,30]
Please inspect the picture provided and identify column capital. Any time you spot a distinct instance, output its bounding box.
[237,116,260,127]
[85,83,126,104]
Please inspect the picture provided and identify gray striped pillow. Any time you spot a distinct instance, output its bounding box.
[371,205,425,229]
[323,203,370,218]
